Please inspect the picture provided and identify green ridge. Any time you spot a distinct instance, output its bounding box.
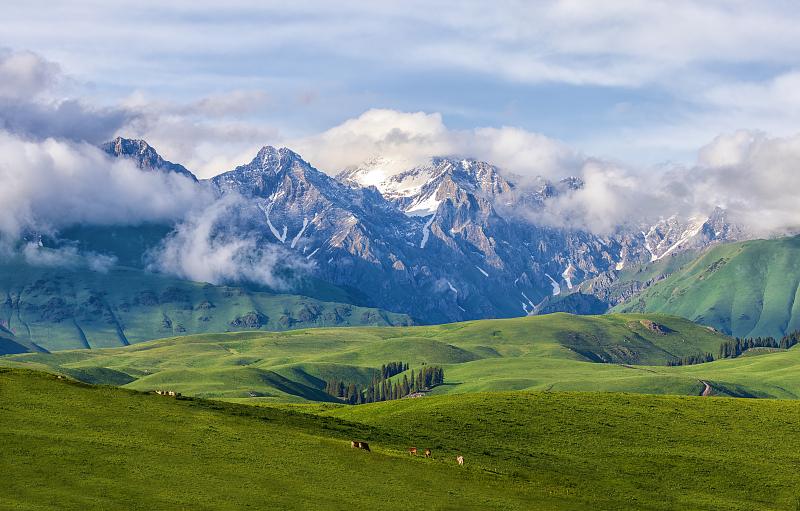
[614,236,800,338]
[0,259,411,352]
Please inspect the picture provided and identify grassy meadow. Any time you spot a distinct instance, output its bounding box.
[3,368,800,510]
[0,313,747,401]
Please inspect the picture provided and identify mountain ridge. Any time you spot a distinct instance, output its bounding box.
[81,138,751,323]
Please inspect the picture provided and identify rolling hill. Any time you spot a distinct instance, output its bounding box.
[1,313,742,400]
[0,258,411,352]
[614,236,800,338]
[3,368,800,510]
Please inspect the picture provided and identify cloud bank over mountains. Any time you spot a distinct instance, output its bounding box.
[2,45,800,286]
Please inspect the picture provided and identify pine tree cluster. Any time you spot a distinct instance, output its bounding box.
[667,352,715,366]
[324,362,444,405]
[718,331,800,359]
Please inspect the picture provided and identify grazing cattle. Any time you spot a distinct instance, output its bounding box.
[408,447,417,456]
[456,455,464,466]
[155,390,181,397]
[424,448,432,458]
[351,441,371,452]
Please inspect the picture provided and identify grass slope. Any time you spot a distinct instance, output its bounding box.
[614,236,800,338]
[3,368,800,510]
[0,258,410,352]
[1,313,737,401]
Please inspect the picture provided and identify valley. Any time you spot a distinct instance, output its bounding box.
[5,312,800,401]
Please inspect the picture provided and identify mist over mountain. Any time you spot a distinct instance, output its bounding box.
[65,136,761,323]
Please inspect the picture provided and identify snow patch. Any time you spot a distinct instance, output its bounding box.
[544,273,561,295]
[258,201,287,243]
[290,217,310,249]
[520,292,536,315]
[446,280,458,294]
[306,247,320,259]
[406,193,441,217]
[561,262,576,290]
[615,251,626,270]
[657,216,707,260]
[476,266,489,277]
[420,214,435,248]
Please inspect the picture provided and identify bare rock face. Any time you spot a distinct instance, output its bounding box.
[639,320,673,335]
[101,137,198,182]
[229,311,268,329]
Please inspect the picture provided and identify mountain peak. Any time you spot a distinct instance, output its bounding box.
[251,146,304,171]
[101,137,198,182]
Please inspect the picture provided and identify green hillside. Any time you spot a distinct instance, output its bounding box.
[0,258,411,352]
[614,236,800,338]
[3,368,800,510]
[535,249,701,315]
[2,313,743,400]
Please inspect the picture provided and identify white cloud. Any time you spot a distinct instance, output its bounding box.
[534,130,800,236]
[0,130,212,242]
[21,243,117,273]
[147,194,309,289]
[290,108,580,180]
[690,131,800,234]
[0,48,61,99]
[118,90,277,178]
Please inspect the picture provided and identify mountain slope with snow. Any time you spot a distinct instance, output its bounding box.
[88,140,750,324]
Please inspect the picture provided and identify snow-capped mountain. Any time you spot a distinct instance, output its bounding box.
[626,208,746,268]
[339,156,514,215]
[97,139,745,323]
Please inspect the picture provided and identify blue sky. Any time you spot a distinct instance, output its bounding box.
[3,1,800,176]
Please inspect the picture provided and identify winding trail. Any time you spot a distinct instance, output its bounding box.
[700,380,712,397]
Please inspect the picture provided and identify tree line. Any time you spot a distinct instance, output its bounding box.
[718,330,799,359]
[666,329,800,366]
[667,352,715,366]
[324,363,444,405]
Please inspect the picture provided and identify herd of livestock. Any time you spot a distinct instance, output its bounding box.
[351,441,464,465]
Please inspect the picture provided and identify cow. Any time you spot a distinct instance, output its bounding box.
[408,447,417,456]
[456,455,464,466]
[424,448,432,458]
[351,441,371,452]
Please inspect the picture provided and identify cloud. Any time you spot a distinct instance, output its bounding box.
[118,90,277,178]
[0,48,61,99]
[689,131,800,234]
[21,242,117,273]
[0,49,136,143]
[528,160,663,234]
[147,194,309,289]
[0,130,212,242]
[5,2,799,89]
[0,98,137,143]
[290,108,581,180]
[532,130,800,236]
[4,3,800,167]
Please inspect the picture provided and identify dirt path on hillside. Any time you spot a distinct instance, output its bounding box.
[700,380,712,396]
